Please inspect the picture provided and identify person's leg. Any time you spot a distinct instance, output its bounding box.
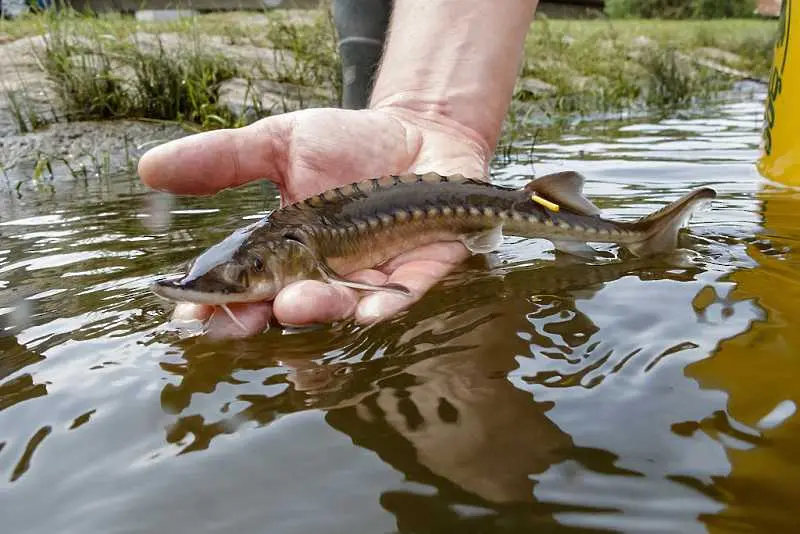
[331,0,393,109]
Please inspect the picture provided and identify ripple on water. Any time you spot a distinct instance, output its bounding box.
[3,91,800,533]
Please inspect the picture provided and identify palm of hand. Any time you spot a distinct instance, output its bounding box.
[274,107,488,204]
[139,106,490,338]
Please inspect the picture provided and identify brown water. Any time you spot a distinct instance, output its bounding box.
[3,90,800,533]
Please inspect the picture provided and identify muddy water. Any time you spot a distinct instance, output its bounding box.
[3,90,799,533]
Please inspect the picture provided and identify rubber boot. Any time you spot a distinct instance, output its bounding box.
[331,0,393,109]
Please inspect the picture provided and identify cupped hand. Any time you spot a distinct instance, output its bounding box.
[138,105,491,338]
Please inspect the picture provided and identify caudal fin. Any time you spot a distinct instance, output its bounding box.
[626,188,716,257]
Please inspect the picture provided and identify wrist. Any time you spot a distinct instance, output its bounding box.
[369,0,538,153]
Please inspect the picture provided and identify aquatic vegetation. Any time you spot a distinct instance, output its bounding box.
[3,88,51,133]
[1,134,142,198]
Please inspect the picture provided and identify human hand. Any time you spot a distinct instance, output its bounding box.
[138,106,491,339]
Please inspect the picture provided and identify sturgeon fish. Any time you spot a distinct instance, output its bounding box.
[151,171,715,311]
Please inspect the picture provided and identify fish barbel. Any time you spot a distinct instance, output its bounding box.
[151,171,716,306]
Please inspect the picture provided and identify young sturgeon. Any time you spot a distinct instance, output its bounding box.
[151,171,716,307]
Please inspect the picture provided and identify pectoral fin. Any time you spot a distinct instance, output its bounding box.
[525,171,602,216]
[462,226,504,254]
[326,276,412,296]
[315,257,411,296]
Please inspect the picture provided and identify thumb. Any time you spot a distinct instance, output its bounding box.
[137,114,293,195]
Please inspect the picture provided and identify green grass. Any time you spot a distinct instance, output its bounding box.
[258,9,341,95]
[2,7,340,132]
[0,8,778,137]
[31,9,291,128]
[516,17,776,115]
[4,87,53,133]
[605,0,757,20]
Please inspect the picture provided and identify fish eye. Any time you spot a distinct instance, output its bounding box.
[253,257,264,272]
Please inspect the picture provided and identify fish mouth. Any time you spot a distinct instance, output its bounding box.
[150,278,255,306]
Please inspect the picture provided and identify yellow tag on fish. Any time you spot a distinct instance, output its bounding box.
[531,194,560,212]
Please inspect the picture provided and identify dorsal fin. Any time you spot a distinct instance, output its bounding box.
[524,171,601,216]
[285,172,493,217]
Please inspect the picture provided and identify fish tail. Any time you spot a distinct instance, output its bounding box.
[625,187,717,257]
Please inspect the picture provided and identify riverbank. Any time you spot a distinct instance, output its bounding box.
[0,8,777,189]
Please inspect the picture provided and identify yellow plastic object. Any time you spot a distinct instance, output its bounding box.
[531,194,560,212]
[758,0,800,185]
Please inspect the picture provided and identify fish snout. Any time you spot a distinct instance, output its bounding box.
[150,274,247,305]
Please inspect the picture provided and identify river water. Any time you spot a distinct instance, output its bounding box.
[3,87,800,533]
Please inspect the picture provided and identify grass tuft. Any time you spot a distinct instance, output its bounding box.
[40,25,132,120]
[3,7,344,131]
[515,17,775,118]
[0,9,778,140]
[4,89,50,133]
[263,10,341,88]
[35,9,242,127]
[641,46,698,108]
[129,36,239,128]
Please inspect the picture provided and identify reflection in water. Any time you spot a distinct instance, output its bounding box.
[318,261,637,531]
[155,256,728,531]
[689,186,800,533]
[0,330,46,384]
[3,93,799,533]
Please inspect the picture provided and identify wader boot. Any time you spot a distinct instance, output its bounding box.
[331,0,393,109]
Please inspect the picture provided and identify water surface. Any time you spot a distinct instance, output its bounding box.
[3,90,800,533]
